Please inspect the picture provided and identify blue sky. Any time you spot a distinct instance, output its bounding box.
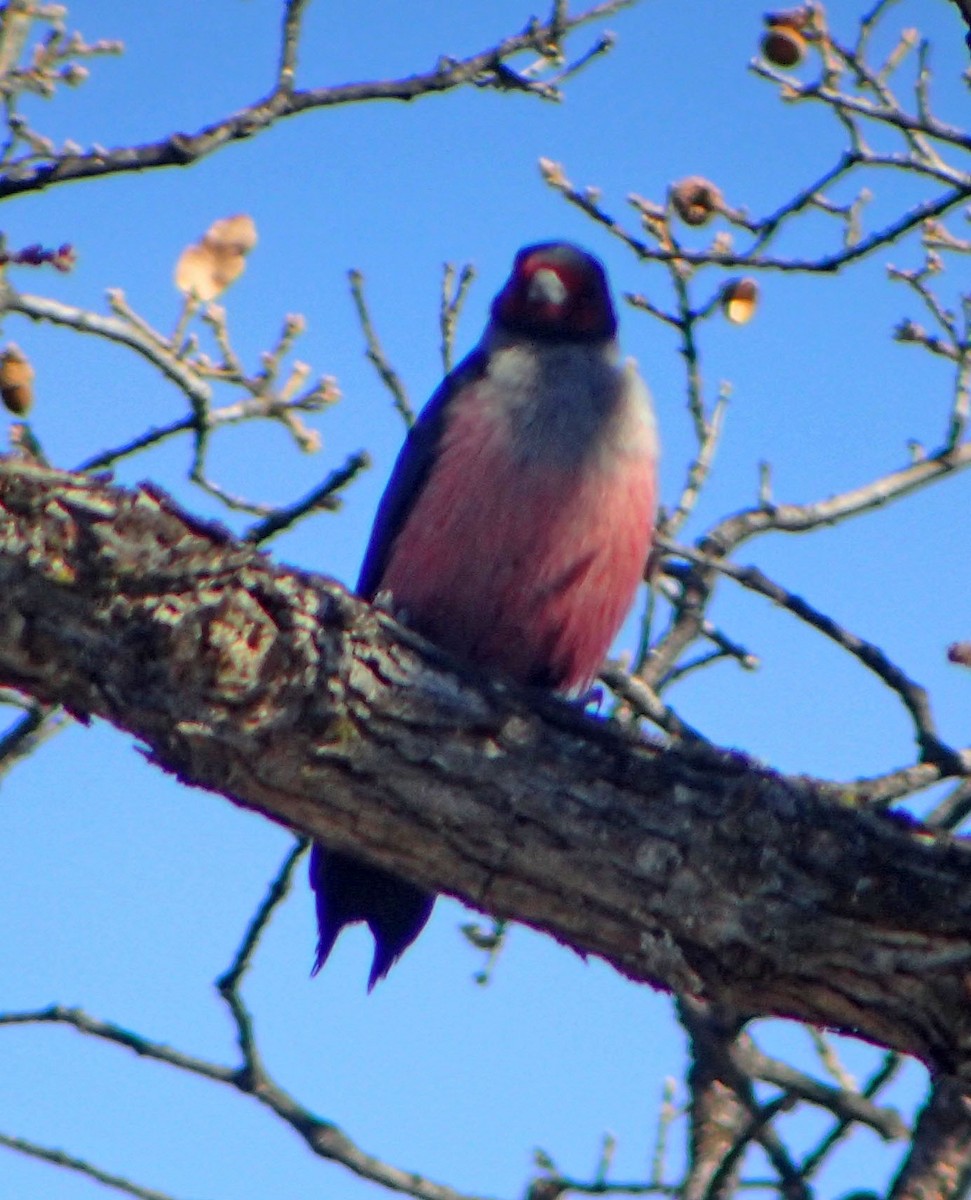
[1,2,970,1197]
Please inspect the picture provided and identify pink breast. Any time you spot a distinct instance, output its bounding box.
[379,396,656,693]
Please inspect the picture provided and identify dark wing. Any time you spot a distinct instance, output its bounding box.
[309,346,489,989]
[356,345,489,599]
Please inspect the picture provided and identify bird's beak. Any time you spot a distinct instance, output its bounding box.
[527,268,568,309]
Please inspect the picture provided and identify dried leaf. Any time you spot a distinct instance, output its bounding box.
[174,213,257,300]
[204,213,258,254]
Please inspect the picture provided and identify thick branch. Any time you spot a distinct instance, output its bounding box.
[1,460,971,1080]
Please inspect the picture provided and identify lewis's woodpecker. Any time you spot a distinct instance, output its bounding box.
[310,241,659,988]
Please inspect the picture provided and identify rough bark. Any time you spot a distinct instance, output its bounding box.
[891,1081,971,1199]
[1,458,971,1081]
[678,998,750,1200]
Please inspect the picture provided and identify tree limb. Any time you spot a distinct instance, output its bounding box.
[1,459,971,1081]
[0,0,636,201]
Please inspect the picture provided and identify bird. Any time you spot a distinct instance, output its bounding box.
[310,241,659,989]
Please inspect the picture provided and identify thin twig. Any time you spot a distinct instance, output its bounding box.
[244,450,371,543]
[0,1002,490,1200]
[704,441,971,554]
[662,386,730,539]
[661,538,967,773]
[0,1005,235,1082]
[0,0,639,200]
[809,1030,858,1093]
[9,289,212,409]
[217,838,308,997]
[0,1133,178,1200]
[543,157,970,274]
[600,661,707,742]
[653,573,759,674]
[439,261,476,375]
[649,1078,679,1187]
[215,839,308,1074]
[277,0,309,90]
[738,1035,906,1141]
[799,1053,903,1178]
[348,268,414,427]
[925,779,971,830]
[833,760,949,809]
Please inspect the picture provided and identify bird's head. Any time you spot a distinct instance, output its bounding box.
[492,242,617,341]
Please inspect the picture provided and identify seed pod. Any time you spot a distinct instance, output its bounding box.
[721,277,759,325]
[670,177,723,227]
[0,343,34,415]
[762,22,806,67]
[948,642,971,669]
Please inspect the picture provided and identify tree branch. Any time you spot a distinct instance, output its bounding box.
[701,440,971,552]
[0,1132,178,1200]
[0,844,489,1200]
[889,1079,971,1200]
[1,459,971,1080]
[661,541,967,774]
[0,1,637,201]
[0,1002,489,1200]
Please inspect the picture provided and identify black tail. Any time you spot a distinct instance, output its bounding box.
[309,844,436,990]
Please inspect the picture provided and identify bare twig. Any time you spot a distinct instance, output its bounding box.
[7,289,212,409]
[0,1132,178,1200]
[6,286,341,508]
[926,779,971,830]
[439,262,476,374]
[703,441,971,553]
[738,1035,906,1141]
[244,450,371,544]
[348,268,414,427]
[0,1005,235,1082]
[661,386,730,540]
[0,1000,492,1200]
[600,660,707,742]
[277,0,309,90]
[649,1078,679,1188]
[832,760,948,810]
[800,1052,903,1178]
[652,573,759,676]
[0,1,638,201]
[215,839,307,1075]
[809,1030,858,1093]
[662,538,968,773]
[543,159,970,274]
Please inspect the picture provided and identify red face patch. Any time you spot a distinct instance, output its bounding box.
[495,243,617,339]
